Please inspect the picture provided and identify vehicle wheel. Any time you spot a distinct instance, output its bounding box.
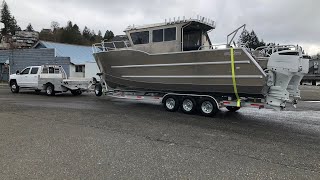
[35,89,41,94]
[95,84,103,97]
[163,95,179,112]
[226,106,241,112]
[181,97,196,114]
[198,97,219,117]
[10,81,19,93]
[45,84,55,96]
[71,89,82,96]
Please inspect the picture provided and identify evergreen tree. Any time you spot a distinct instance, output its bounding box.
[237,29,250,47]
[26,23,33,31]
[104,30,114,41]
[238,29,265,50]
[0,1,20,35]
[82,26,91,40]
[72,24,82,44]
[90,30,96,42]
[248,30,260,49]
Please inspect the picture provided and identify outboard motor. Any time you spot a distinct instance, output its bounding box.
[265,49,309,110]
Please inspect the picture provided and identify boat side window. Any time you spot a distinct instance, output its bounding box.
[20,68,30,75]
[153,29,163,42]
[131,31,149,45]
[164,27,176,41]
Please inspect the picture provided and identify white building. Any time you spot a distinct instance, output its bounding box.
[33,41,100,79]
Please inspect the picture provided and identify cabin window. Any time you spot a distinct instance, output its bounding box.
[164,27,176,41]
[131,31,149,45]
[152,29,163,42]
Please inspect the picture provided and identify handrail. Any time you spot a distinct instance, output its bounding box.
[254,44,302,57]
[92,40,131,53]
[227,24,246,46]
[198,44,230,50]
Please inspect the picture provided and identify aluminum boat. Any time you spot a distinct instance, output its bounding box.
[92,16,309,109]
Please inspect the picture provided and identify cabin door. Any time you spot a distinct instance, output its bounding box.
[183,30,202,51]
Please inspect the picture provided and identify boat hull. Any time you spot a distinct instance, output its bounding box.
[93,48,266,96]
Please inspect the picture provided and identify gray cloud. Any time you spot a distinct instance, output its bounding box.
[7,0,320,54]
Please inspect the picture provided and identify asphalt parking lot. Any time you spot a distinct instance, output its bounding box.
[0,85,320,179]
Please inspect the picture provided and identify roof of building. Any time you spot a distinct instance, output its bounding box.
[33,41,94,64]
[0,56,9,64]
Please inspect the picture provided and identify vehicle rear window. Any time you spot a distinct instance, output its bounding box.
[31,67,39,74]
[49,67,54,74]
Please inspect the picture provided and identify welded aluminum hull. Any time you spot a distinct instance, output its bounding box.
[93,48,266,96]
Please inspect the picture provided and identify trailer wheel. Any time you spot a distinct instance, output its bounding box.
[163,95,179,112]
[45,84,55,96]
[10,81,19,93]
[95,84,103,97]
[35,89,41,94]
[181,97,196,114]
[71,89,82,96]
[198,97,219,117]
[226,106,241,112]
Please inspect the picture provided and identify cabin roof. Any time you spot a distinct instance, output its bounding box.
[124,18,216,32]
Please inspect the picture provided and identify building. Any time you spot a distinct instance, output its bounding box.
[0,57,9,82]
[0,48,70,81]
[33,41,99,78]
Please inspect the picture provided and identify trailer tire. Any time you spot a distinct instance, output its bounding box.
[71,89,82,96]
[10,80,19,93]
[45,84,55,96]
[181,97,197,114]
[163,95,179,112]
[226,106,241,112]
[95,84,103,97]
[198,97,219,117]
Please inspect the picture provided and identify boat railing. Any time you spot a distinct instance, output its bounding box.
[92,40,131,53]
[254,44,302,57]
[198,44,231,50]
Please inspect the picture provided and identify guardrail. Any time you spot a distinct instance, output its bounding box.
[92,40,131,53]
[254,45,302,57]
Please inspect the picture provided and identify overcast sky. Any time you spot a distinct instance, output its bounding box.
[6,0,320,55]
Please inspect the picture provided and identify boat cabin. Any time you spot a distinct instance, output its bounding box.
[124,17,216,54]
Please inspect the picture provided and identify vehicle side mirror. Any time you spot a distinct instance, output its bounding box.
[16,70,20,74]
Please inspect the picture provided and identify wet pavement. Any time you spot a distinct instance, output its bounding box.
[0,86,320,179]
